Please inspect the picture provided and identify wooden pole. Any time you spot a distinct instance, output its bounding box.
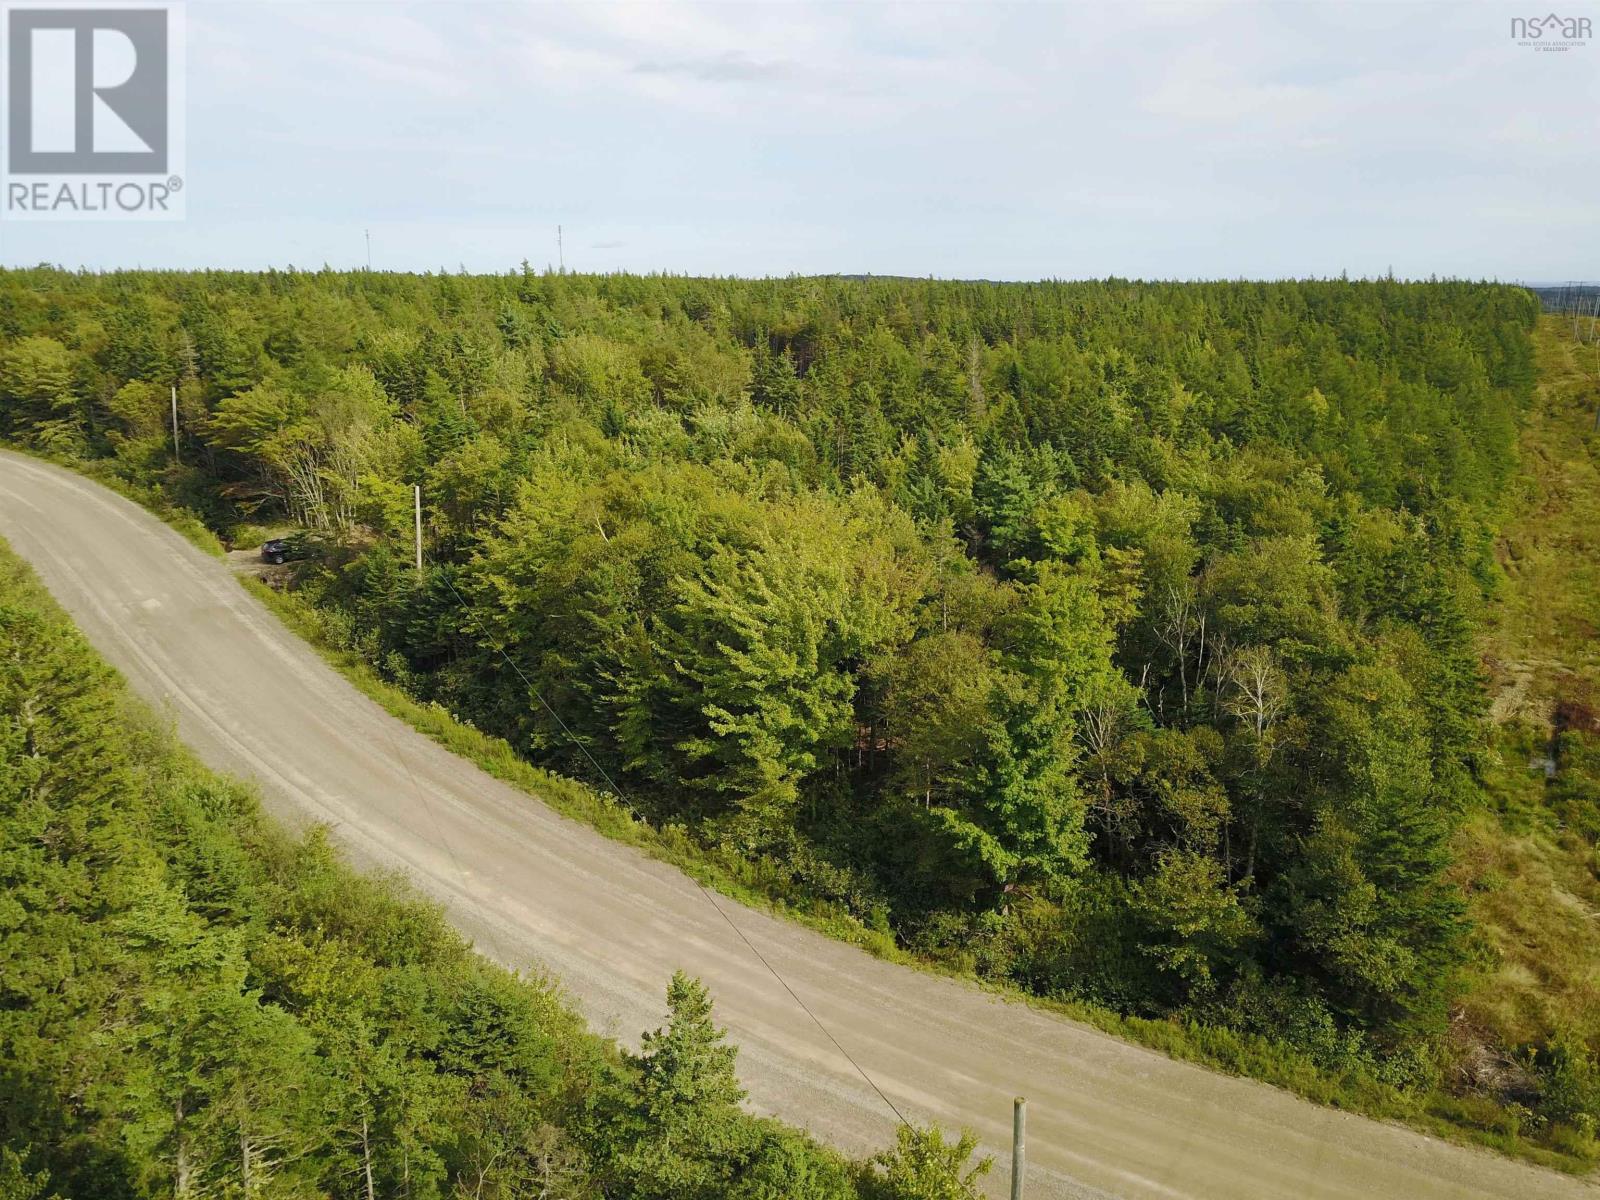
[414,484,423,571]
[170,385,180,465]
[1011,1097,1026,1200]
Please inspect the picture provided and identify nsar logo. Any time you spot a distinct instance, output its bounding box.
[1510,12,1592,51]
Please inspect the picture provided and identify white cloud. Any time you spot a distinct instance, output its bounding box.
[3,0,1596,279]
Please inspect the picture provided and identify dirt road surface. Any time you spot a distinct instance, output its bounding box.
[2,450,1591,1200]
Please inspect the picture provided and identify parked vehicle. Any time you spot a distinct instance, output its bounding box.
[260,534,321,564]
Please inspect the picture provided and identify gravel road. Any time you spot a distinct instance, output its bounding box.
[2,449,1591,1200]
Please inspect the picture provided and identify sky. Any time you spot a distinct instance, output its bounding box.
[0,0,1595,280]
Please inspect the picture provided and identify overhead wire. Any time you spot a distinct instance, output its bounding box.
[433,570,912,1130]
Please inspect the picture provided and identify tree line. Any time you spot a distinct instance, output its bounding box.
[3,266,1593,1149]
[0,539,989,1199]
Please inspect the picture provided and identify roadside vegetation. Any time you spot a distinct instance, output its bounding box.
[1,268,1596,1167]
[0,538,985,1200]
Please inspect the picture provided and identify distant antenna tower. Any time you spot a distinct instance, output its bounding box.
[365,228,371,271]
[558,224,564,272]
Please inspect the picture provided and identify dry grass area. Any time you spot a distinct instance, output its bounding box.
[1455,790,1600,1050]
[1481,318,1600,723]
[1461,315,1600,1078]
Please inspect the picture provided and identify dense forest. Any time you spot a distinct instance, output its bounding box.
[0,539,989,1199]
[1,267,1595,1156]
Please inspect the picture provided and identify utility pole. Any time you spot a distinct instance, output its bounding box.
[170,384,181,465]
[558,224,564,273]
[413,484,423,571]
[1011,1097,1026,1200]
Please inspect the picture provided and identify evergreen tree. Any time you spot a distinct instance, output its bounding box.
[610,972,754,1200]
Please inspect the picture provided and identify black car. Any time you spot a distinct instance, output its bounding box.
[260,534,319,565]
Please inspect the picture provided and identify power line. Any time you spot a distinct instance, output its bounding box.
[432,570,911,1130]
[374,714,512,965]
[697,881,911,1127]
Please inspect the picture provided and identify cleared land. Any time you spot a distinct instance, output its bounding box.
[1462,319,1600,1088]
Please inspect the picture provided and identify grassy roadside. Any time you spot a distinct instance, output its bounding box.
[239,574,1592,1174]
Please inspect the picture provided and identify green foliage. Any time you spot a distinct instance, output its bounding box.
[0,336,82,451]
[1132,850,1257,1002]
[860,1126,991,1200]
[0,267,1566,1148]
[605,972,756,1199]
[0,1149,59,1200]
[0,541,945,1200]
[660,533,868,837]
